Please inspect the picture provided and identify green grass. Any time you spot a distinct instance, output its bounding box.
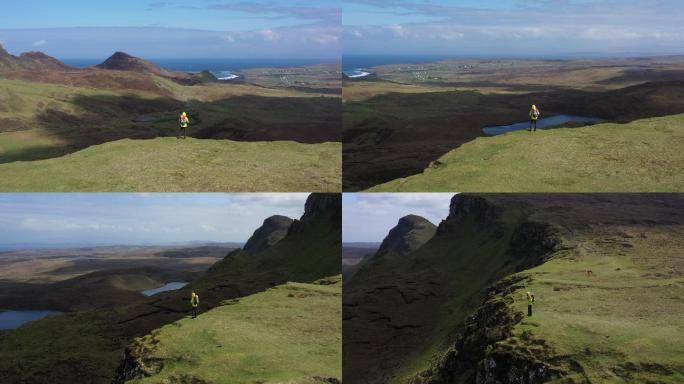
[370,114,684,192]
[504,228,684,383]
[345,195,684,384]
[0,137,341,191]
[128,279,342,384]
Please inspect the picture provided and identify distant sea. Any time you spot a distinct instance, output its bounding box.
[343,54,461,78]
[342,53,646,78]
[61,58,338,80]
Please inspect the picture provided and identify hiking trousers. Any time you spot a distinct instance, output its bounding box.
[192,307,198,318]
[529,120,537,131]
[528,304,533,316]
[178,126,187,139]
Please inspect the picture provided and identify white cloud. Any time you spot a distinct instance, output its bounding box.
[32,39,46,47]
[258,29,280,42]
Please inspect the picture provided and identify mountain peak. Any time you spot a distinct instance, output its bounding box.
[0,45,71,70]
[96,51,162,73]
[243,215,294,254]
[377,214,437,255]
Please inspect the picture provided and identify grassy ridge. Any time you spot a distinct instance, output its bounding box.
[344,194,684,384]
[127,278,342,384]
[370,114,684,192]
[503,227,684,383]
[0,137,341,192]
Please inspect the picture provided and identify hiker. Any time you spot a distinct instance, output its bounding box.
[529,104,540,132]
[178,111,190,139]
[190,291,200,318]
[527,291,535,316]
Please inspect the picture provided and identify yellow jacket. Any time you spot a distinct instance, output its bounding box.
[529,108,540,121]
[180,114,190,128]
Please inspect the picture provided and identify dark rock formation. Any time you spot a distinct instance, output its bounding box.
[377,215,436,256]
[288,193,342,234]
[243,215,293,253]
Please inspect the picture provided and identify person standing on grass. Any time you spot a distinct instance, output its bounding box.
[178,111,190,139]
[529,104,540,132]
[190,291,200,318]
[527,291,535,316]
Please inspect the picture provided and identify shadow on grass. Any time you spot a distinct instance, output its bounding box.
[343,80,684,190]
[1,93,341,163]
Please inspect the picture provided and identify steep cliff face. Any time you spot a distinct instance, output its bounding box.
[243,215,293,253]
[409,275,574,384]
[343,194,566,384]
[346,194,684,384]
[289,193,342,233]
[377,215,437,256]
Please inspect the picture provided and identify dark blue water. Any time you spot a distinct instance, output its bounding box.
[142,282,188,296]
[483,115,603,135]
[0,310,64,330]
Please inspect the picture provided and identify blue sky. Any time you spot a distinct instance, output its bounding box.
[0,193,308,247]
[343,193,453,242]
[0,1,340,59]
[343,0,684,57]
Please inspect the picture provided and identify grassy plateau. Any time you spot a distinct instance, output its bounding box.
[370,114,684,192]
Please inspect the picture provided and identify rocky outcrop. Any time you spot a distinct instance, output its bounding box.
[377,215,436,256]
[437,194,503,234]
[508,221,563,270]
[410,275,578,384]
[288,193,341,234]
[243,215,293,253]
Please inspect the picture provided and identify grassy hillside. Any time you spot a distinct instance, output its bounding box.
[0,137,341,191]
[370,114,684,192]
[122,278,341,384]
[498,230,684,383]
[344,194,684,384]
[0,73,341,191]
[0,194,341,384]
